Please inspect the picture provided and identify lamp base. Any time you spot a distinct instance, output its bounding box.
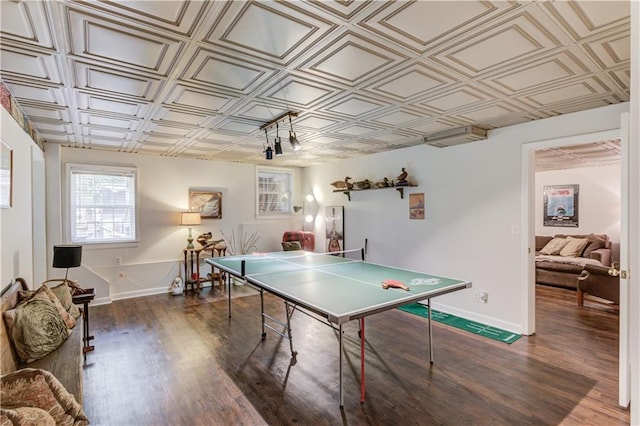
[187,227,194,249]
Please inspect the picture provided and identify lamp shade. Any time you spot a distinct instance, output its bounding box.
[180,212,201,226]
[53,245,82,269]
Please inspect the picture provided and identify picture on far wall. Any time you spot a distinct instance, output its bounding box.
[325,205,344,254]
[543,184,579,227]
[189,190,222,219]
[409,193,425,220]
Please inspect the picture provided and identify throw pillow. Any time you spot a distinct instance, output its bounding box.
[0,368,89,425]
[282,241,302,251]
[49,281,82,320]
[535,236,553,252]
[559,237,589,257]
[583,238,605,258]
[11,298,70,363]
[34,285,76,329]
[539,237,569,255]
[0,406,56,425]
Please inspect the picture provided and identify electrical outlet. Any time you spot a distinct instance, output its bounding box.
[115,256,122,265]
[474,292,489,304]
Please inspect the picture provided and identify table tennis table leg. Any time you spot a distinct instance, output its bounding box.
[360,318,365,404]
[260,289,266,340]
[427,298,434,364]
[227,273,232,318]
[339,323,344,407]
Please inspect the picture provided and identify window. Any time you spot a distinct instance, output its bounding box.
[256,166,293,217]
[67,164,137,244]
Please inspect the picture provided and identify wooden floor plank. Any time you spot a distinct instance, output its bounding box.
[82,284,629,425]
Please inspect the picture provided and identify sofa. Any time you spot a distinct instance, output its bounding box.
[535,234,613,290]
[1,278,88,424]
[281,231,315,251]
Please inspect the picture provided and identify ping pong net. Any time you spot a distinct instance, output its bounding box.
[238,248,365,279]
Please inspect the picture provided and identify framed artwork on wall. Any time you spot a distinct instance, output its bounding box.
[325,205,344,254]
[1,141,12,208]
[189,190,222,219]
[409,193,425,219]
[543,184,579,227]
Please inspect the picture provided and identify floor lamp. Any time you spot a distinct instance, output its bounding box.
[53,245,83,282]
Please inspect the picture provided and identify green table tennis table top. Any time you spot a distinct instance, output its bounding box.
[207,251,471,324]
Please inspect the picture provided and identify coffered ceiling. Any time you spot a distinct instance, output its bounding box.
[0,1,630,168]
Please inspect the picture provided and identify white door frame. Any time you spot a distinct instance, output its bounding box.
[520,128,628,403]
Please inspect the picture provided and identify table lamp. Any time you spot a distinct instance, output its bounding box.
[53,245,83,281]
[180,212,201,249]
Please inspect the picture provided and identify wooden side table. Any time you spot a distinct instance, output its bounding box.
[72,288,96,361]
[183,248,206,292]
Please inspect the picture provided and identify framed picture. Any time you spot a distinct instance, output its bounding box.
[189,190,222,219]
[409,193,424,219]
[543,184,579,227]
[325,205,344,253]
[1,141,12,208]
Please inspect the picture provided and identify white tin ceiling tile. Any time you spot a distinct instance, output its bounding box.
[202,1,335,65]
[78,0,210,36]
[324,95,386,117]
[0,1,55,49]
[419,88,490,113]
[293,115,341,131]
[180,48,274,93]
[299,30,407,84]
[457,102,524,123]
[153,108,209,126]
[78,93,145,117]
[0,47,62,84]
[431,10,569,78]
[4,82,66,106]
[306,0,375,21]
[336,124,379,136]
[65,7,185,76]
[525,77,611,107]
[371,110,424,126]
[258,76,336,108]
[410,119,463,135]
[20,106,69,123]
[163,84,235,113]
[83,114,138,130]
[543,1,630,41]
[582,30,631,69]
[358,0,511,52]
[545,98,618,116]
[364,62,459,101]
[73,62,163,100]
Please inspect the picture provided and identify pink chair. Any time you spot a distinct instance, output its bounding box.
[282,231,315,251]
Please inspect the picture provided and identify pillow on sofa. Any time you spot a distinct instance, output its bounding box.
[535,236,553,252]
[33,285,76,330]
[49,282,82,320]
[1,406,56,425]
[282,241,302,251]
[559,236,589,257]
[0,368,88,425]
[539,237,569,255]
[9,298,70,363]
[583,238,606,258]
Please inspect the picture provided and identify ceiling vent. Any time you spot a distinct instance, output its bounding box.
[423,125,488,148]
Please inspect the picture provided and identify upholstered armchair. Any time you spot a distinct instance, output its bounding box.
[281,231,315,251]
[576,264,620,307]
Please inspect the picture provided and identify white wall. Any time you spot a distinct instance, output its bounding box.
[535,165,621,260]
[303,102,630,333]
[45,147,304,303]
[1,107,40,288]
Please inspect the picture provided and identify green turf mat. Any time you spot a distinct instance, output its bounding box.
[398,303,521,344]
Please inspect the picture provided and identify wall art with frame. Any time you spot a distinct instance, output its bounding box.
[409,193,425,219]
[543,184,579,227]
[189,190,222,219]
[1,141,12,208]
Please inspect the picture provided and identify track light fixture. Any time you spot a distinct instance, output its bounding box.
[259,111,300,156]
[264,128,273,160]
[274,123,283,156]
[289,115,301,151]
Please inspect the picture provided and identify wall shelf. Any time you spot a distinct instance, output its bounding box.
[333,185,417,201]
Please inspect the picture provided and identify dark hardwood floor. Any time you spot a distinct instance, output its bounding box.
[83,284,629,425]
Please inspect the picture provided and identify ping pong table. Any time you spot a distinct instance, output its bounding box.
[206,250,471,406]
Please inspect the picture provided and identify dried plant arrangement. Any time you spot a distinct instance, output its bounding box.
[221,229,261,255]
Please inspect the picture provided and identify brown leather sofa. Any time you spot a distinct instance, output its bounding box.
[577,264,620,306]
[535,234,613,290]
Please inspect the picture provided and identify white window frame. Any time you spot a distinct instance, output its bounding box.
[256,166,294,218]
[66,163,139,246]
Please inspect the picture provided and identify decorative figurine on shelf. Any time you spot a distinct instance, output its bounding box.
[395,168,409,186]
[197,232,212,247]
[353,179,371,190]
[375,177,393,188]
[330,176,353,190]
